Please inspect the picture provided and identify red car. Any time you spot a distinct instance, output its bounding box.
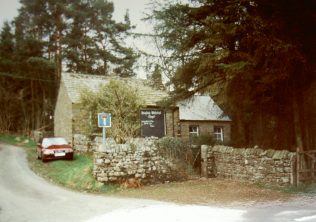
[37,137,74,162]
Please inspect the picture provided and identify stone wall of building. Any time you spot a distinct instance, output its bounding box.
[203,145,297,186]
[93,139,184,185]
[54,82,73,143]
[165,109,231,143]
[165,109,176,137]
[179,120,231,143]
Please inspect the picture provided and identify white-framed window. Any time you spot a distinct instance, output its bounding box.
[189,125,199,137]
[214,126,224,142]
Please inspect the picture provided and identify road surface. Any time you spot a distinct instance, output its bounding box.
[1,143,316,222]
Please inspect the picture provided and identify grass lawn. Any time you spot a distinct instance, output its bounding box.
[1,134,315,205]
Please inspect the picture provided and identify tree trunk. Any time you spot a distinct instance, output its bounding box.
[55,32,62,80]
[31,80,35,131]
[292,91,304,151]
[234,112,246,147]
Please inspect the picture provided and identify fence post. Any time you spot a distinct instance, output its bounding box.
[291,154,297,186]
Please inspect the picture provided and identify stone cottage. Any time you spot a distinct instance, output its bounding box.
[54,72,168,142]
[54,72,231,144]
[166,95,231,144]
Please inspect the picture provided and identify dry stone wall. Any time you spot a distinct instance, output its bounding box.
[204,145,296,186]
[93,139,182,185]
[73,134,102,152]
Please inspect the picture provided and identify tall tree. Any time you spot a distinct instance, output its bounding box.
[148,0,316,150]
[0,22,16,132]
[16,0,137,77]
[0,22,14,72]
[63,0,138,76]
[147,64,164,89]
[0,5,56,133]
[0,0,139,134]
[63,0,96,73]
[15,0,67,79]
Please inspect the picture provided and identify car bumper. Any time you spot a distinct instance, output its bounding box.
[43,152,73,161]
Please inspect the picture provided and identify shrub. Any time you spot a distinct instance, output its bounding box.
[76,80,144,143]
[155,137,198,176]
[191,134,215,146]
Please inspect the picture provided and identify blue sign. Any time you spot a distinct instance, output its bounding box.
[98,113,111,128]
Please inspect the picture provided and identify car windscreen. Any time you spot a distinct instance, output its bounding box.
[42,138,68,148]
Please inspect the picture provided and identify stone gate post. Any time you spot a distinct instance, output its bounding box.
[201,145,209,178]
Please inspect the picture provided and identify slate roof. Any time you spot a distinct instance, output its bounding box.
[61,72,168,106]
[177,95,231,121]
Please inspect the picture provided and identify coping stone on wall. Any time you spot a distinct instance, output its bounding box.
[207,145,297,186]
[272,150,292,159]
[211,145,295,159]
[211,145,234,153]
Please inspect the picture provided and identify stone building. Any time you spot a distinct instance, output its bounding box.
[54,72,168,142]
[165,95,231,144]
[54,72,231,144]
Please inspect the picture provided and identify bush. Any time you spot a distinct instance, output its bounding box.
[155,137,198,176]
[155,137,189,160]
[191,134,215,146]
[76,80,144,143]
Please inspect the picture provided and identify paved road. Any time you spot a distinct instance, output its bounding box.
[0,144,164,222]
[1,143,316,222]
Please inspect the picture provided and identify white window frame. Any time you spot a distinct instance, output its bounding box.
[189,125,199,138]
[214,126,224,142]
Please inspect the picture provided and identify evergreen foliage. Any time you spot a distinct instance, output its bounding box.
[0,0,137,134]
[149,0,316,150]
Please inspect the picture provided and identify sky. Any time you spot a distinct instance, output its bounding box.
[112,0,152,33]
[0,0,20,26]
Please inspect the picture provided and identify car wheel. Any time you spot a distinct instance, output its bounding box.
[41,152,47,162]
[68,153,74,160]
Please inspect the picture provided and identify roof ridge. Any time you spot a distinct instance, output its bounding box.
[60,72,168,106]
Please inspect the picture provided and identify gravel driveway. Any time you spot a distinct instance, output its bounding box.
[1,143,316,222]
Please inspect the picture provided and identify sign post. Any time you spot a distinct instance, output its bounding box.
[102,127,106,145]
[98,113,111,145]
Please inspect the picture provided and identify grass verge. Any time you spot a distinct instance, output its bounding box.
[0,134,118,193]
[278,184,316,194]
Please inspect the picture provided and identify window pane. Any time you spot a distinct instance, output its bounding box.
[189,125,199,137]
[213,126,224,142]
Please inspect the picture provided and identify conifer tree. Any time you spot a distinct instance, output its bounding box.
[148,0,316,149]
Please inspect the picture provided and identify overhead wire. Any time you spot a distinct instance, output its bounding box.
[0,72,57,82]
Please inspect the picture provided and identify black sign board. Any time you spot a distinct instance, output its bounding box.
[140,109,165,138]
